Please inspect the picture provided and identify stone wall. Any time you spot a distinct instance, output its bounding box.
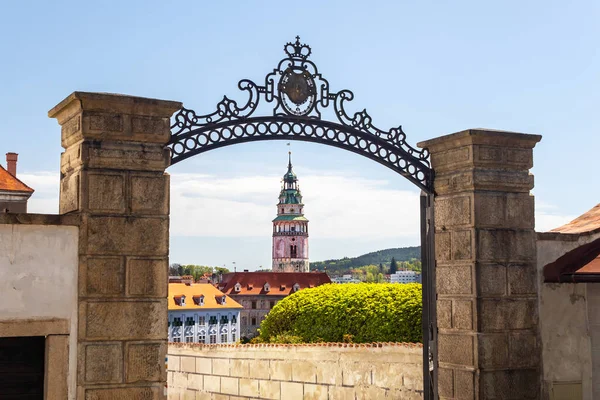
[536,231,600,399]
[167,343,423,400]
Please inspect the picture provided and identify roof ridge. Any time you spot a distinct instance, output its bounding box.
[0,165,34,193]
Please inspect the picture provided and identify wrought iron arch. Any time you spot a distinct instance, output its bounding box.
[168,36,433,193]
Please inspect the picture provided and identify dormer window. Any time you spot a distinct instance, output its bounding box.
[193,295,204,306]
[221,295,226,305]
[264,283,270,292]
[280,285,286,291]
[293,283,300,292]
[234,283,241,292]
[180,295,186,307]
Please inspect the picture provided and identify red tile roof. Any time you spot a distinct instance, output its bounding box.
[0,165,33,193]
[544,237,600,282]
[550,203,600,235]
[219,272,331,296]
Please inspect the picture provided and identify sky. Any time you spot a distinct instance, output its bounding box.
[1,1,599,270]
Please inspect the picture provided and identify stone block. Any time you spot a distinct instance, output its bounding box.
[438,334,474,366]
[303,383,327,400]
[82,300,167,340]
[188,373,203,391]
[270,360,293,381]
[507,264,537,295]
[88,173,126,212]
[509,332,538,368]
[435,231,451,261]
[82,342,122,383]
[437,300,452,329]
[356,386,388,400]
[84,257,124,296]
[60,171,79,213]
[478,333,509,368]
[221,376,240,395]
[435,195,472,227]
[84,386,160,400]
[281,381,303,400]
[247,359,270,380]
[45,335,69,399]
[172,371,188,389]
[127,258,168,297]
[169,355,181,372]
[453,300,474,330]
[477,264,507,296]
[86,215,168,256]
[131,174,169,214]
[477,230,536,262]
[480,299,537,332]
[436,265,473,295]
[259,379,281,400]
[475,193,534,229]
[429,146,471,172]
[239,378,259,397]
[341,361,371,386]
[204,374,221,392]
[180,356,196,373]
[372,361,406,389]
[328,386,356,400]
[292,360,317,383]
[231,359,250,377]
[481,369,538,399]
[454,369,475,399]
[126,341,166,382]
[83,141,170,171]
[212,358,230,376]
[196,357,212,374]
[451,230,472,260]
[315,361,341,385]
[437,367,453,398]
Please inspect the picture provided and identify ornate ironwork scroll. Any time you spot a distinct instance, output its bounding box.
[169,36,433,192]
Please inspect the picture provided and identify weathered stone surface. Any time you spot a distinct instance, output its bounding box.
[454,369,475,399]
[475,193,534,229]
[239,378,259,397]
[196,357,212,375]
[131,174,169,214]
[60,171,79,213]
[83,300,167,340]
[478,333,509,368]
[437,367,453,398]
[481,369,538,399]
[328,386,356,400]
[126,342,166,382]
[259,379,281,400]
[270,360,293,381]
[204,374,221,392]
[477,229,536,262]
[82,342,122,383]
[86,216,168,256]
[84,256,124,296]
[127,258,168,297]
[435,231,451,261]
[509,332,538,368]
[480,299,537,332]
[84,386,160,400]
[507,263,537,295]
[281,381,303,400]
[45,335,69,399]
[212,358,230,376]
[221,376,240,395]
[452,230,472,260]
[453,300,474,330]
[435,195,472,227]
[303,383,327,400]
[247,359,270,380]
[341,361,371,386]
[88,173,126,212]
[438,334,474,366]
[437,265,473,295]
[477,263,507,296]
[437,300,452,329]
[292,360,317,383]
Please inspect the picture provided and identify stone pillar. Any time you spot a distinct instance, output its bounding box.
[418,129,542,400]
[49,92,182,399]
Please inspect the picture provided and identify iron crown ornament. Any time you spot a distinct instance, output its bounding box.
[169,36,433,192]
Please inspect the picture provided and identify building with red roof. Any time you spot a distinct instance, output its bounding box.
[0,153,33,213]
[218,271,331,338]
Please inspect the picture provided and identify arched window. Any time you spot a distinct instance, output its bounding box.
[290,245,297,258]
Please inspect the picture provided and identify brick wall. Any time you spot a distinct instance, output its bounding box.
[167,343,423,400]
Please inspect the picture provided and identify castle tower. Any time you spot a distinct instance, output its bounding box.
[272,152,309,272]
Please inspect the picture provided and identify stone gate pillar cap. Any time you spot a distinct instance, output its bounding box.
[48,91,182,122]
[418,128,542,152]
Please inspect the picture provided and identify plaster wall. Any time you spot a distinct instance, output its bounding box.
[0,223,79,399]
[536,231,600,399]
[167,343,423,399]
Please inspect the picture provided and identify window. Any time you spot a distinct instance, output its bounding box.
[184,316,195,342]
[209,333,217,344]
[264,283,270,292]
[234,283,241,292]
[209,316,218,325]
[291,226,295,232]
[232,332,236,342]
[220,315,229,325]
[251,317,257,326]
[221,295,226,305]
[251,301,257,309]
[270,301,275,309]
[293,283,300,292]
[172,317,182,327]
[290,245,297,258]
[232,315,237,323]
[198,316,206,325]
[198,332,206,343]
[221,333,228,343]
[199,296,204,306]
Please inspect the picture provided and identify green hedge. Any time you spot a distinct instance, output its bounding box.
[258,283,422,343]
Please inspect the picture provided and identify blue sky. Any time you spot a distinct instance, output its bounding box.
[1,1,599,270]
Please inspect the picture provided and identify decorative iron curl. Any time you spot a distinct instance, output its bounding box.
[169,37,432,192]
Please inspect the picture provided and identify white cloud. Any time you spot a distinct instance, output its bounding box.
[19,171,60,214]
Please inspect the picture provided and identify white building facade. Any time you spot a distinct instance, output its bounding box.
[168,283,242,344]
[390,270,421,284]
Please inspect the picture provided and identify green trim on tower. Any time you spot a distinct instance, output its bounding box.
[272,215,309,222]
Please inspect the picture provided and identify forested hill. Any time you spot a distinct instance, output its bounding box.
[310,246,420,274]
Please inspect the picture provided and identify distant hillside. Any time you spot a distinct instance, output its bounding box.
[310,246,421,274]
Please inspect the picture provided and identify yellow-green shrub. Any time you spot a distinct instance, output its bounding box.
[258,283,422,343]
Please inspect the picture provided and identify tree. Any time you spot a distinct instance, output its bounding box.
[379,263,384,273]
[390,257,398,274]
[169,263,183,276]
[214,267,230,275]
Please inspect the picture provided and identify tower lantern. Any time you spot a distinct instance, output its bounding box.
[272,152,309,272]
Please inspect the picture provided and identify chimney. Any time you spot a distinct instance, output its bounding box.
[6,153,18,176]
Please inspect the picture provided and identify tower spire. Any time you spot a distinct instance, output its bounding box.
[288,151,292,170]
